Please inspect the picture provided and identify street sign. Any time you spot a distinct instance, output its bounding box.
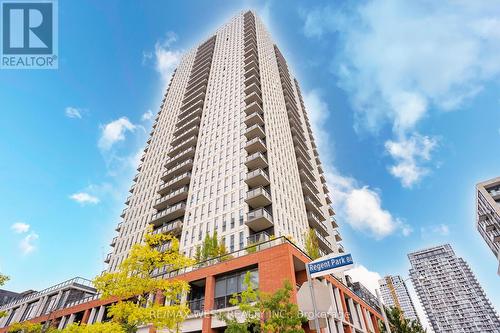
[297,280,332,313]
[308,253,354,278]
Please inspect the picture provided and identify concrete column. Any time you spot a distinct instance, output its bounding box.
[66,313,76,326]
[347,299,360,329]
[57,316,67,330]
[95,305,105,323]
[12,304,27,323]
[0,309,13,328]
[52,290,64,310]
[88,308,97,324]
[202,275,216,333]
[34,296,48,317]
[356,303,367,332]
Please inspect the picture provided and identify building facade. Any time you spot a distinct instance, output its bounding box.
[377,275,419,324]
[476,177,500,275]
[105,11,341,272]
[0,239,382,333]
[408,244,500,333]
[0,278,96,329]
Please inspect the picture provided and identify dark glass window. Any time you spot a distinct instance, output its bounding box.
[214,268,258,309]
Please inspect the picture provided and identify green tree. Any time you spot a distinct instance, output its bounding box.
[93,230,194,333]
[379,307,426,333]
[7,322,62,333]
[304,229,320,260]
[195,232,231,263]
[220,273,306,333]
[62,322,124,333]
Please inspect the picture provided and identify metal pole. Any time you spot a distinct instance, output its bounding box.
[376,288,391,333]
[306,263,321,332]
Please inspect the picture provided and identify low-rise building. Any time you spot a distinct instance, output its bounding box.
[0,238,383,333]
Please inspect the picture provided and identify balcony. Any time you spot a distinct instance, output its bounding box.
[165,146,196,169]
[333,229,342,242]
[104,253,111,264]
[161,159,194,182]
[173,118,201,138]
[244,60,259,72]
[153,219,182,236]
[184,78,208,97]
[244,52,258,65]
[167,135,198,157]
[245,91,262,106]
[245,152,268,170]
[304,196,323,218]
[177,107,202,126]
[294,144,311,162]
[125,195,131,205]
[244,111,264,127]
[151,202,186,227]
[244,41,257,54]
[314,229,332,252]
[245,169,270,188]
[245,66,260,80]
[338,243,345,253]
[302,182,321,204]
[325,194,332,205]
[323,183,329,194]
[244,43,258,58]
[180,98,204,116]
[245,137,266,155]
[246,208,274,232]
[244,73,260,87]
[245,187,272,208]
[110,237,117,247]
[245,101,263,115]
[244,82,261,96]
[158,172,191,195]
[120,208,128,218]
[182,84,205,104]
[154,186,189,210]
[296,158,314,177]
[307,212,328,235]
[247,231,271,245]
[115,222,123,232]
[331,215,338,228]
[299,170,318,193]
[244,124,265,140]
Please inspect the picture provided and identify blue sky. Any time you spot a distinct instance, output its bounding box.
[1,0,499,329]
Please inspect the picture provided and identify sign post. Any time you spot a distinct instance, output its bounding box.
[306,263,321,333]
[304,253,354,332]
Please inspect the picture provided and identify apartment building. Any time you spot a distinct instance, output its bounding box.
[378,275,419,324]
[408,244,500,333]
[105,10,341,271]
[476,177,500,275]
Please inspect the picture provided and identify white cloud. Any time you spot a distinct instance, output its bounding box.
[153,32,182,86]
[346,264,382,295]
[303,89,409,239]
[301,0,500,186]
[141,110,154,122]
[385,134,438,188]
[65,107,83,119]
[20,232,39,254]
[98,117,136,151]
[11,222,30,234]
[70,192,100,205]
[421,223,450,237]
[330,173,409,239]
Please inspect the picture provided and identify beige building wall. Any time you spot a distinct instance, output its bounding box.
[106,11,342,270]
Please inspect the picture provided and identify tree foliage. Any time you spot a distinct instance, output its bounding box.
[93,230,194,332]
[379,307,426,333]
[62,322,125,333]
[304,229,320,260]
[194,232,230,262]
[220,273,306,333]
